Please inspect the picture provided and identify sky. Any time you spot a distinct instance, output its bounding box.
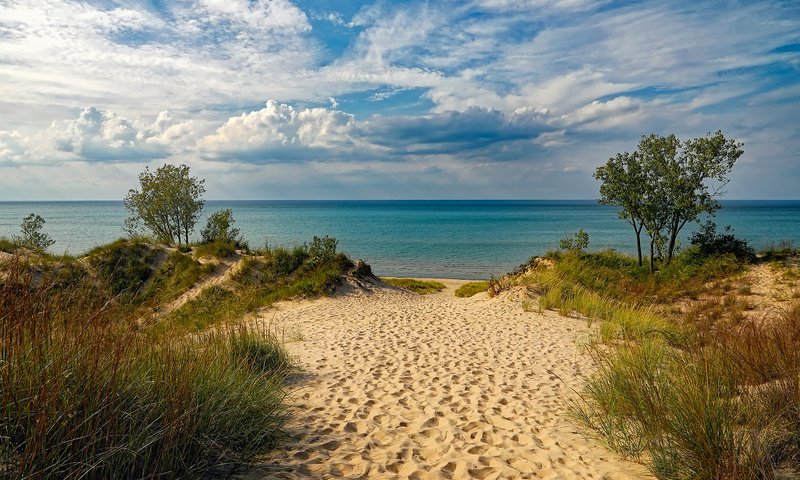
[0,0,798,200]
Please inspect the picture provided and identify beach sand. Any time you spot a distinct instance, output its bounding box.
[244,279,650,479]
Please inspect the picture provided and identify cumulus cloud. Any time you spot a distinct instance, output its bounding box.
[46,107,193,162]
[198,101,363,161]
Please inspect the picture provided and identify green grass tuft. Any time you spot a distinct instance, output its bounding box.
[382,277,446,294]
[455,281,490,297]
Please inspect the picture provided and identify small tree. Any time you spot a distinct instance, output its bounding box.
[124,164,205,245]
[594,152,647,266]
[19,213,55,250]
[201,209,241,245]
[559,229,589,253]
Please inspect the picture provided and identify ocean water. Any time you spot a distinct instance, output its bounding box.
[0,200,797,279]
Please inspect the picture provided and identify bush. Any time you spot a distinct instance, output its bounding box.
[201,209,242,245]
[18,213,55,250]
[559,229,590,252]
[690,221,755,262]
[306,235,338,267]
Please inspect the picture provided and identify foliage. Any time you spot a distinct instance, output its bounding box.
[595,131,743,271]
[0,255,292,479]
[689,221,755,262]
[454,281,490,297]
[124,164,205,245]
[193,238,238,258]
[0,236,18,253]
[201,208,242,246]
[382,277,446,294]
[18,213,55,250]
[306,235,338,267]
[559,229,590,252]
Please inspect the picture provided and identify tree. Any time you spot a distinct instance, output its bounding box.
[124,164,205,245]
[201,209,241,245]
[594,152,647,266]
[19,213,55,250]
[595,131,743,272]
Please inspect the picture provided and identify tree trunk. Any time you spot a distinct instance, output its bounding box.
[649,239,655,273]
[635,227,643,267]
[666,218,679,264]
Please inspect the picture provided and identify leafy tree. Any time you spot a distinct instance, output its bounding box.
[19,213,55,250]
[596,131,742,272]
[201,209,242,245]
[124,164,205,245]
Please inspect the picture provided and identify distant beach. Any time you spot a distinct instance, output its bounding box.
[1,200,798,279]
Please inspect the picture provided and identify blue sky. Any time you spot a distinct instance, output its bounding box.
[0,0,798,199]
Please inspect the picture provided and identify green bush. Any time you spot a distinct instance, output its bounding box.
[689,221,755,262]
[87,239,155,299]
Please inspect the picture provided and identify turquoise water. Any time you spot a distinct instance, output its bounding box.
[0,200,797,279]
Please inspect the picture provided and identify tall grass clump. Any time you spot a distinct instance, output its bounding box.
[0,255,293,479]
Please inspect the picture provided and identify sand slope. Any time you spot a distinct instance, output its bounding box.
[245,279,650,479]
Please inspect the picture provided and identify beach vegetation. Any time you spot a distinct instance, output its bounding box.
[124,163,205,246]
[455,281,490,297]
[17,213,55,250]
[503,247,800,478]
[0,254,293,479]
[200,208,246,257]
[596,131,743,271]
[689,220,755,262]
[382,277,446,294]
[559,229,590,252]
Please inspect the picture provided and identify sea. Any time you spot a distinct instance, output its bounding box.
[0,200,797,280]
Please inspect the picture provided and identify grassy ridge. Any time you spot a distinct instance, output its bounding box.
[0,236,354,479]
[508,248,800,478]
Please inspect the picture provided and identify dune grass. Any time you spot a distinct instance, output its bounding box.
[454,281,490,297]
[0,255,293,479]
[509,248,800,478]
[0,235,354,478]
[382,277,446,294]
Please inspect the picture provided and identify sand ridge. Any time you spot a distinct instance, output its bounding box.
[245,279,650,479]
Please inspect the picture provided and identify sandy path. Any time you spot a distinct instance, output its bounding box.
[245,280,650,479]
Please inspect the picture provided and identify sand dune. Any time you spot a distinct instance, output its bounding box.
[244,279,650,479]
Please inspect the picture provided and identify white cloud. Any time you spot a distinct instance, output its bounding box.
[199,100,362,160]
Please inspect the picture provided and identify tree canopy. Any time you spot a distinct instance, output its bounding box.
[124,164,205,245]
[595,131,743,272]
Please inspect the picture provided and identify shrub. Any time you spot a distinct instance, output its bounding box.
[689,221,755,262]
[559,229,590,252]
[306,235,338,267]
[18,213,55,250]
[201,209,242,245]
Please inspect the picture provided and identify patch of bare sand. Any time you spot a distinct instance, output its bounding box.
[244,280,650,479]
